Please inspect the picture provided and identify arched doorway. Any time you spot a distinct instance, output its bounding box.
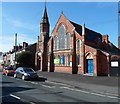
[86,53,94,75]
[86,59,94,74]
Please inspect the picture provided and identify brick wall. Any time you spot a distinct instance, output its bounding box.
[54,66,72,73]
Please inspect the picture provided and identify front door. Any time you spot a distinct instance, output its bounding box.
[87,59,94,74]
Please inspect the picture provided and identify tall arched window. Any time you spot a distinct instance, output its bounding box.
[77,40,81,50]
[58,25,66,50]
[54,36,57,50]
[66,33,70,49]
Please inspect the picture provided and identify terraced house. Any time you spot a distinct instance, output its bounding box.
[35,4,120,76]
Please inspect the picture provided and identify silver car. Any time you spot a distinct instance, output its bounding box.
[14,67,38,80]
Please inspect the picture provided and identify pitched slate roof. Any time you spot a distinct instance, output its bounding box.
[70,21,102,42]
[69,20,120,55]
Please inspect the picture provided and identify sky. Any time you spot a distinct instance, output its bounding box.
[1,2,119,52]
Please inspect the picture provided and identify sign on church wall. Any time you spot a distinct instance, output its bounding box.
[54,59,60,65]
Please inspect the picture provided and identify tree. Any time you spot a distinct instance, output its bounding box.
[16,51,34,68]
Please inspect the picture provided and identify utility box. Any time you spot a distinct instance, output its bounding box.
[110,55,120,76]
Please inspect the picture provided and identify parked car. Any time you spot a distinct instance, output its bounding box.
[3,66,15,76]
[14,67,38,80]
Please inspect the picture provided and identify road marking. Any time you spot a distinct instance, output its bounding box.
[46,80,72,87]
[10,94,21,100]
[30,82,38,84]
[16,78,20,80]
[30,102,36,104]
[60,86,120,99]
[41,84,55,88]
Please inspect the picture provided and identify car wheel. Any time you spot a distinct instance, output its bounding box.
[22,75,25,80]
[14,74,17,78]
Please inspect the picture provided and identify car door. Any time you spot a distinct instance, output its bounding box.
[16,68,21,78]
[19,68,24,78]
[17,68,23,78]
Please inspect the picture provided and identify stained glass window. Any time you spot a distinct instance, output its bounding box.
[77,40,80,50]
[54,36,57,50]
[58,25,66,50]
[77,40,81,50]
[66,33,70,49]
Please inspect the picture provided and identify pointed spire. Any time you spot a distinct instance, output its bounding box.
[45,0,46,7]
[40,1,49,24]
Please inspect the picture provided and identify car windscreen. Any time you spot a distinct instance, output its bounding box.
[23,68,34,72]
[6,67,14,70]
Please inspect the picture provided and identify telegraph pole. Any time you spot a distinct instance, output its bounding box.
[14,33,17,67]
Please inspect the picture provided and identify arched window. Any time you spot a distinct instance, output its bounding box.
[58,25,66,50]
[77,40,81,50]
[68,54,70,66]
[54,36,57,50]
[66,33,70,49]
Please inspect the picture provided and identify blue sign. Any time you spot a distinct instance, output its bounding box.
[60,57,64,64]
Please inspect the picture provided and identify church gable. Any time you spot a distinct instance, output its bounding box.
[51,13,75,37]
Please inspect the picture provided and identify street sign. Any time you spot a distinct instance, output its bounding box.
[60,57,64,64]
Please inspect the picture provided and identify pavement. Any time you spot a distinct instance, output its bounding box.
[36,71,120,98]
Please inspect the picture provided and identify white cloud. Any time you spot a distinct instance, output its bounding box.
[17,33,37,44]
[3,14,39,32]
[1,14,38,52]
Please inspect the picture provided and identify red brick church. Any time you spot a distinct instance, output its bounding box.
[35,4,120,76]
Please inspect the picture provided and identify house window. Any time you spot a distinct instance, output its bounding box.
[58,25,66,50]
[68,54,70,66]
[66,33,70,49]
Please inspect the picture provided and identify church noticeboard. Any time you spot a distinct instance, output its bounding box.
[54,59,60,65]
[111,61,119,67]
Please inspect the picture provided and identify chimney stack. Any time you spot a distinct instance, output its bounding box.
[23,42,28,48]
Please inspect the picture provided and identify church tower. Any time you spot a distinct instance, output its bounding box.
[40,3,49,42]
[39,2,50,71]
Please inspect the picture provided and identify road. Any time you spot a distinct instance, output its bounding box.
[1,73,119,104]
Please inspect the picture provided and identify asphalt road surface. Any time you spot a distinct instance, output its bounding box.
[1,73,119,104]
